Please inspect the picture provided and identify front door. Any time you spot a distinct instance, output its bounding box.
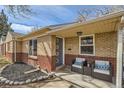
[56,37,63,67]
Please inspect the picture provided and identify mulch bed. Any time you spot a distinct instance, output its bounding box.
[0,62,47,82]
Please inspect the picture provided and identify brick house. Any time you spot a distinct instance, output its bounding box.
[0,31,24,62]
[0,11,124,87]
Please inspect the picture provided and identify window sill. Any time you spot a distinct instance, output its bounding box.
[28,55,38,60]
[79,53,95,56]
[7,51,11,53]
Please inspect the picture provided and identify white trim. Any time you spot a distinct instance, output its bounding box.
[27,41,29,55]
[63,38,65,65]
[116,27,124,88]
[18,34,48,41]
[56,36,65,65]
[79,34,95,56]
[28,55,38,59]
[28,38,37,56]
[14,40,16,62]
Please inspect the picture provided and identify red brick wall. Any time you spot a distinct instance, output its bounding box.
[21,53,28,62]
[20,53,55,72]
[28,57,38,67]
[37,55,52,72]
[16,53,22,62]
[4,52,55,72]
[65,54,116,76]
[5,52,14,62]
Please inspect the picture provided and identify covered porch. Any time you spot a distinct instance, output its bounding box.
[56,67,115,88]
[48,13,124,87]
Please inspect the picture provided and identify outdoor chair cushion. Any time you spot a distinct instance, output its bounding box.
[73,58,85,66]
[72,58,85,69]
[76,58,85,63]
[95,60,110,70]
[74,61,82,66]
[93,69,110,75]
[72,64,82,68]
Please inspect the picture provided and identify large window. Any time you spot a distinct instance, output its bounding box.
[80,35,94,55]
[29,39,37,56]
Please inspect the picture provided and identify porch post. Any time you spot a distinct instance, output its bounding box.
[116,27,124,88]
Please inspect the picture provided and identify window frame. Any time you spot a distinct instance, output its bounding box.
[79,34,95,56]
[28,38,37,57]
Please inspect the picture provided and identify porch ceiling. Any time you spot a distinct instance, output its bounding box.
[48,17,121,38]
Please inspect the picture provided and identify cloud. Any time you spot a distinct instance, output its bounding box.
[9,6,75,27]
[11,23,34,34]
[1,5,107,28]
[5,6,77,27]
[33,5,75,22]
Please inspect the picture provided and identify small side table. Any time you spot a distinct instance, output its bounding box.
[83,66,92,76]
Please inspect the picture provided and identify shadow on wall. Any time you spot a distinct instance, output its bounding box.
[36,41,53,71]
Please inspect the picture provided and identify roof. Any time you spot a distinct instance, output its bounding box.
[0,31,24,43]
[0,36,6,43]
[19,11,124,39]
[18,22,78,39]
[47,11,124,34]
[10,31,24,38]
[47,22,77,30]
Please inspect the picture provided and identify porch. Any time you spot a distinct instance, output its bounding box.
[49,14,124,87]
[55,67,115,88]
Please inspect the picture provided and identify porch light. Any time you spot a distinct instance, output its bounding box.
[77,32,83,36]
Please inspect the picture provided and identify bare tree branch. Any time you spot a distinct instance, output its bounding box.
[77,5,124,23]
[4,5,35,18]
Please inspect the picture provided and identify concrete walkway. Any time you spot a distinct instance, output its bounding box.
[55,68,115,88]
[0,77,76,88]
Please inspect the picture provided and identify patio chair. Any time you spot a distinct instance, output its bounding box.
[71,58,86,74]
[92,60,112,82]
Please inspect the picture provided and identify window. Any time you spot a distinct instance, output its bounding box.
[29,39,37,56]
[80,35,94,55]
[29,40,32,55]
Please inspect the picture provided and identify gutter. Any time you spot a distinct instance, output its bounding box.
[17,27,50,39]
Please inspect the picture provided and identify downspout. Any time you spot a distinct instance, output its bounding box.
[13,37,16,62]
[14,39,16,62]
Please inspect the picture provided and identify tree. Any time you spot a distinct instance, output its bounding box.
[4,5,34,18]
[77,5,124,22]
[0,9,13,38]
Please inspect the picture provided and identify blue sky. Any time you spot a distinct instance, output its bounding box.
[0,5,106,34]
